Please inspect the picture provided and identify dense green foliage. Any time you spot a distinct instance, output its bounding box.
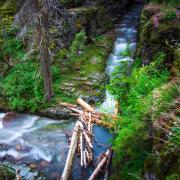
[0,165,15,179]
[0,29,112,111]
[149,0,180,6]
[1,60,63,111]
[0,28,25,64]
[66,30,87,67]
[108,52,179,179]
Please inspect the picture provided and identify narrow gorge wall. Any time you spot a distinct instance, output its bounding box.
[13,0,135,49]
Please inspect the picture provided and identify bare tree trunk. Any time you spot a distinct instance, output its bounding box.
[36,0,53,101]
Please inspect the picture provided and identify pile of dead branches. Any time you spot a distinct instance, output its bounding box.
[61,98,113,180]
[59,98,114,128]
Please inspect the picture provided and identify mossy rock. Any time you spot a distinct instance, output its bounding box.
[59,34,113,104]
[0,0,17,28]
[136,4,180,65]
[59,0,85,8]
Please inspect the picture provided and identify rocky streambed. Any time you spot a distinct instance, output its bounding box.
[0,112,112,179]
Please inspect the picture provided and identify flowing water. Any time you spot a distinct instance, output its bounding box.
[0,112,112,179]
[99,5,142,114]
[0,4,142,180]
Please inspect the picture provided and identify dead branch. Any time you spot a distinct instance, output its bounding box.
[88,149,110,180]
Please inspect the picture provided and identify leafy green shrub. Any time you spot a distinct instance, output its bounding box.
[63,30,87,68]
[165,11,177,20]
[0,27,25,63]
[109,52,174,179]
[1,60,68,111]
[1,38,25,60]
[120,43,132,57]
[149,0,180,6]
[1,61,44,111]
[55,48,68,61]
[69,30,86,57]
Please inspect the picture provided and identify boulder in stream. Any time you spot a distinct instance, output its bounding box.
[2,112,17,128]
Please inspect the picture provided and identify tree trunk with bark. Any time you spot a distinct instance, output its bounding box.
[36,0,53,102]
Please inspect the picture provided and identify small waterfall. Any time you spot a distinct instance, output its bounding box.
[99,5,142,114]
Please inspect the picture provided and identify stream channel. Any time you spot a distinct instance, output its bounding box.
[0,4,142,180]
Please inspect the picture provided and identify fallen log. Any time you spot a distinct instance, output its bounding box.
[88,149,110,180]
[84,150,87,168]
[82,131,93,149]
[61,121,80,180]
[113,101,119,116]
[59,102,77,108]
[103,148,112,180]
[88,113,92,132]
[77,98,94,112]
[85,148,91,164]
[80,132,84,167]
[68,107,82,114]
[80,128,95,137]
[16,169,22,180]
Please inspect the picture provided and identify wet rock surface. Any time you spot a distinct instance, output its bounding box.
[39,107,71,120]
[14,0,132,49]
[2,112,17,128]
[60,71,106,103]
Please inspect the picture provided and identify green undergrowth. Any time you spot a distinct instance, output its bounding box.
[0,165,15,180]
[56,30,112,98]
[149,0,180,6]
[58,30,112,75]
[0,30,112,112]
[108,52,179,179]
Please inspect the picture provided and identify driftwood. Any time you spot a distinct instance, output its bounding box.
[114,101,119,116]
[88,149,110,180]
[77,98,94,112]
[80,132,84,167]
[62,98,113,179]
[104,148,112,180]
[59,102,77,108]
[61,121,80,180]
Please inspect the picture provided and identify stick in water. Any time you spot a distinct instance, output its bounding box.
[61,121,80,180]
[88,149,110,180]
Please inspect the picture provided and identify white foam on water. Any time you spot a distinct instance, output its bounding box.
[0,113,6,129]
[98,8,139,114]
[98,91,116,114]
[114,43,127,55]
[116,38,126,43]
[0,114,58,161]
[30,146,52,162]
[0,122,3,129]
[0,151,6,157]
[6,149,20,158]
[0,113,6,119]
